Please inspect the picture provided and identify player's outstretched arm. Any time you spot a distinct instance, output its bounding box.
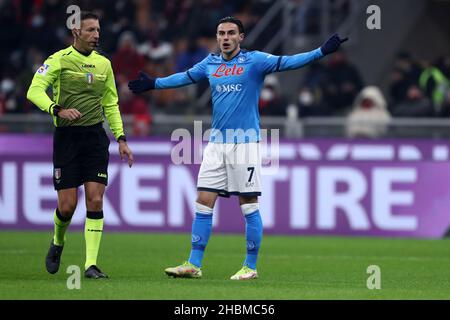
[128,69,204,94]
[128,71,156,94]
[272,34,349,72]
[129,56,208,94]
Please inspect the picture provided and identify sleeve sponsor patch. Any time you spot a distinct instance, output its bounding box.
[36,63,50,75]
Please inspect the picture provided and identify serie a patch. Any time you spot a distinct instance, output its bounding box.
[36,64,50,76]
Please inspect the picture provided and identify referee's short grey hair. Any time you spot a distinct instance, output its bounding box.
[80,11,99,21]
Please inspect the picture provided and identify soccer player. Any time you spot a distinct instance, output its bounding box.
[129,16,347,280]
[27,12,133,279]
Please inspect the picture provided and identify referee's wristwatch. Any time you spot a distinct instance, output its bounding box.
[118,135,127,142]
[50,103,62,117]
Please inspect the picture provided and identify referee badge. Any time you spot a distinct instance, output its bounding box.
[86,73,94,84]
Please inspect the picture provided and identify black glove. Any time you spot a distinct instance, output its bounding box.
[128,71,156,94]
[320,34,348,56]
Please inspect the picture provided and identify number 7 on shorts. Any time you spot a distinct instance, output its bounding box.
[247,167,255,182]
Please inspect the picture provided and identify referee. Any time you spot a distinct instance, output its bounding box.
[27,12,134,279]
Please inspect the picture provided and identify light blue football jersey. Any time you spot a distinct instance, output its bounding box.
[156,48,323,143]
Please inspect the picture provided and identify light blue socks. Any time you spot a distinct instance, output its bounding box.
[188,203,213,268]
[242,204,263,270]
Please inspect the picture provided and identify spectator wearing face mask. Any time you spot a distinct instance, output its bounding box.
[258,75,288,116]
[0,77,25,116]
[346,86,391,138]
[297,85,332,117]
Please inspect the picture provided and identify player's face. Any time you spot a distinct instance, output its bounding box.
[216,23,244,58]
[75,18,100,52]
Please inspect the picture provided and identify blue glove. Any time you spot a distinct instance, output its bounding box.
[128,71,156,94]
[320,34,348,56]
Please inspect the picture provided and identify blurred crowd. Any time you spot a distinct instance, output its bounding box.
[0,0,275,135]
[291,51,450,138]
[0,0,449,138]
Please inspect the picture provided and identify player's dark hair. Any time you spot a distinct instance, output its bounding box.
[81,11,99,21]
[216,16,244,34]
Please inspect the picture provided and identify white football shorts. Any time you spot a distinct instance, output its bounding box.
[197,142,261,197]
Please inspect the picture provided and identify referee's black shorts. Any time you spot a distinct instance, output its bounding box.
[53,122,110,190]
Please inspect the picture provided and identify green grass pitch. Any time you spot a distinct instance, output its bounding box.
[0,231,449,299]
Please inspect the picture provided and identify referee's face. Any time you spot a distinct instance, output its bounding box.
[74,18,100,53]
[217,22,244,58]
